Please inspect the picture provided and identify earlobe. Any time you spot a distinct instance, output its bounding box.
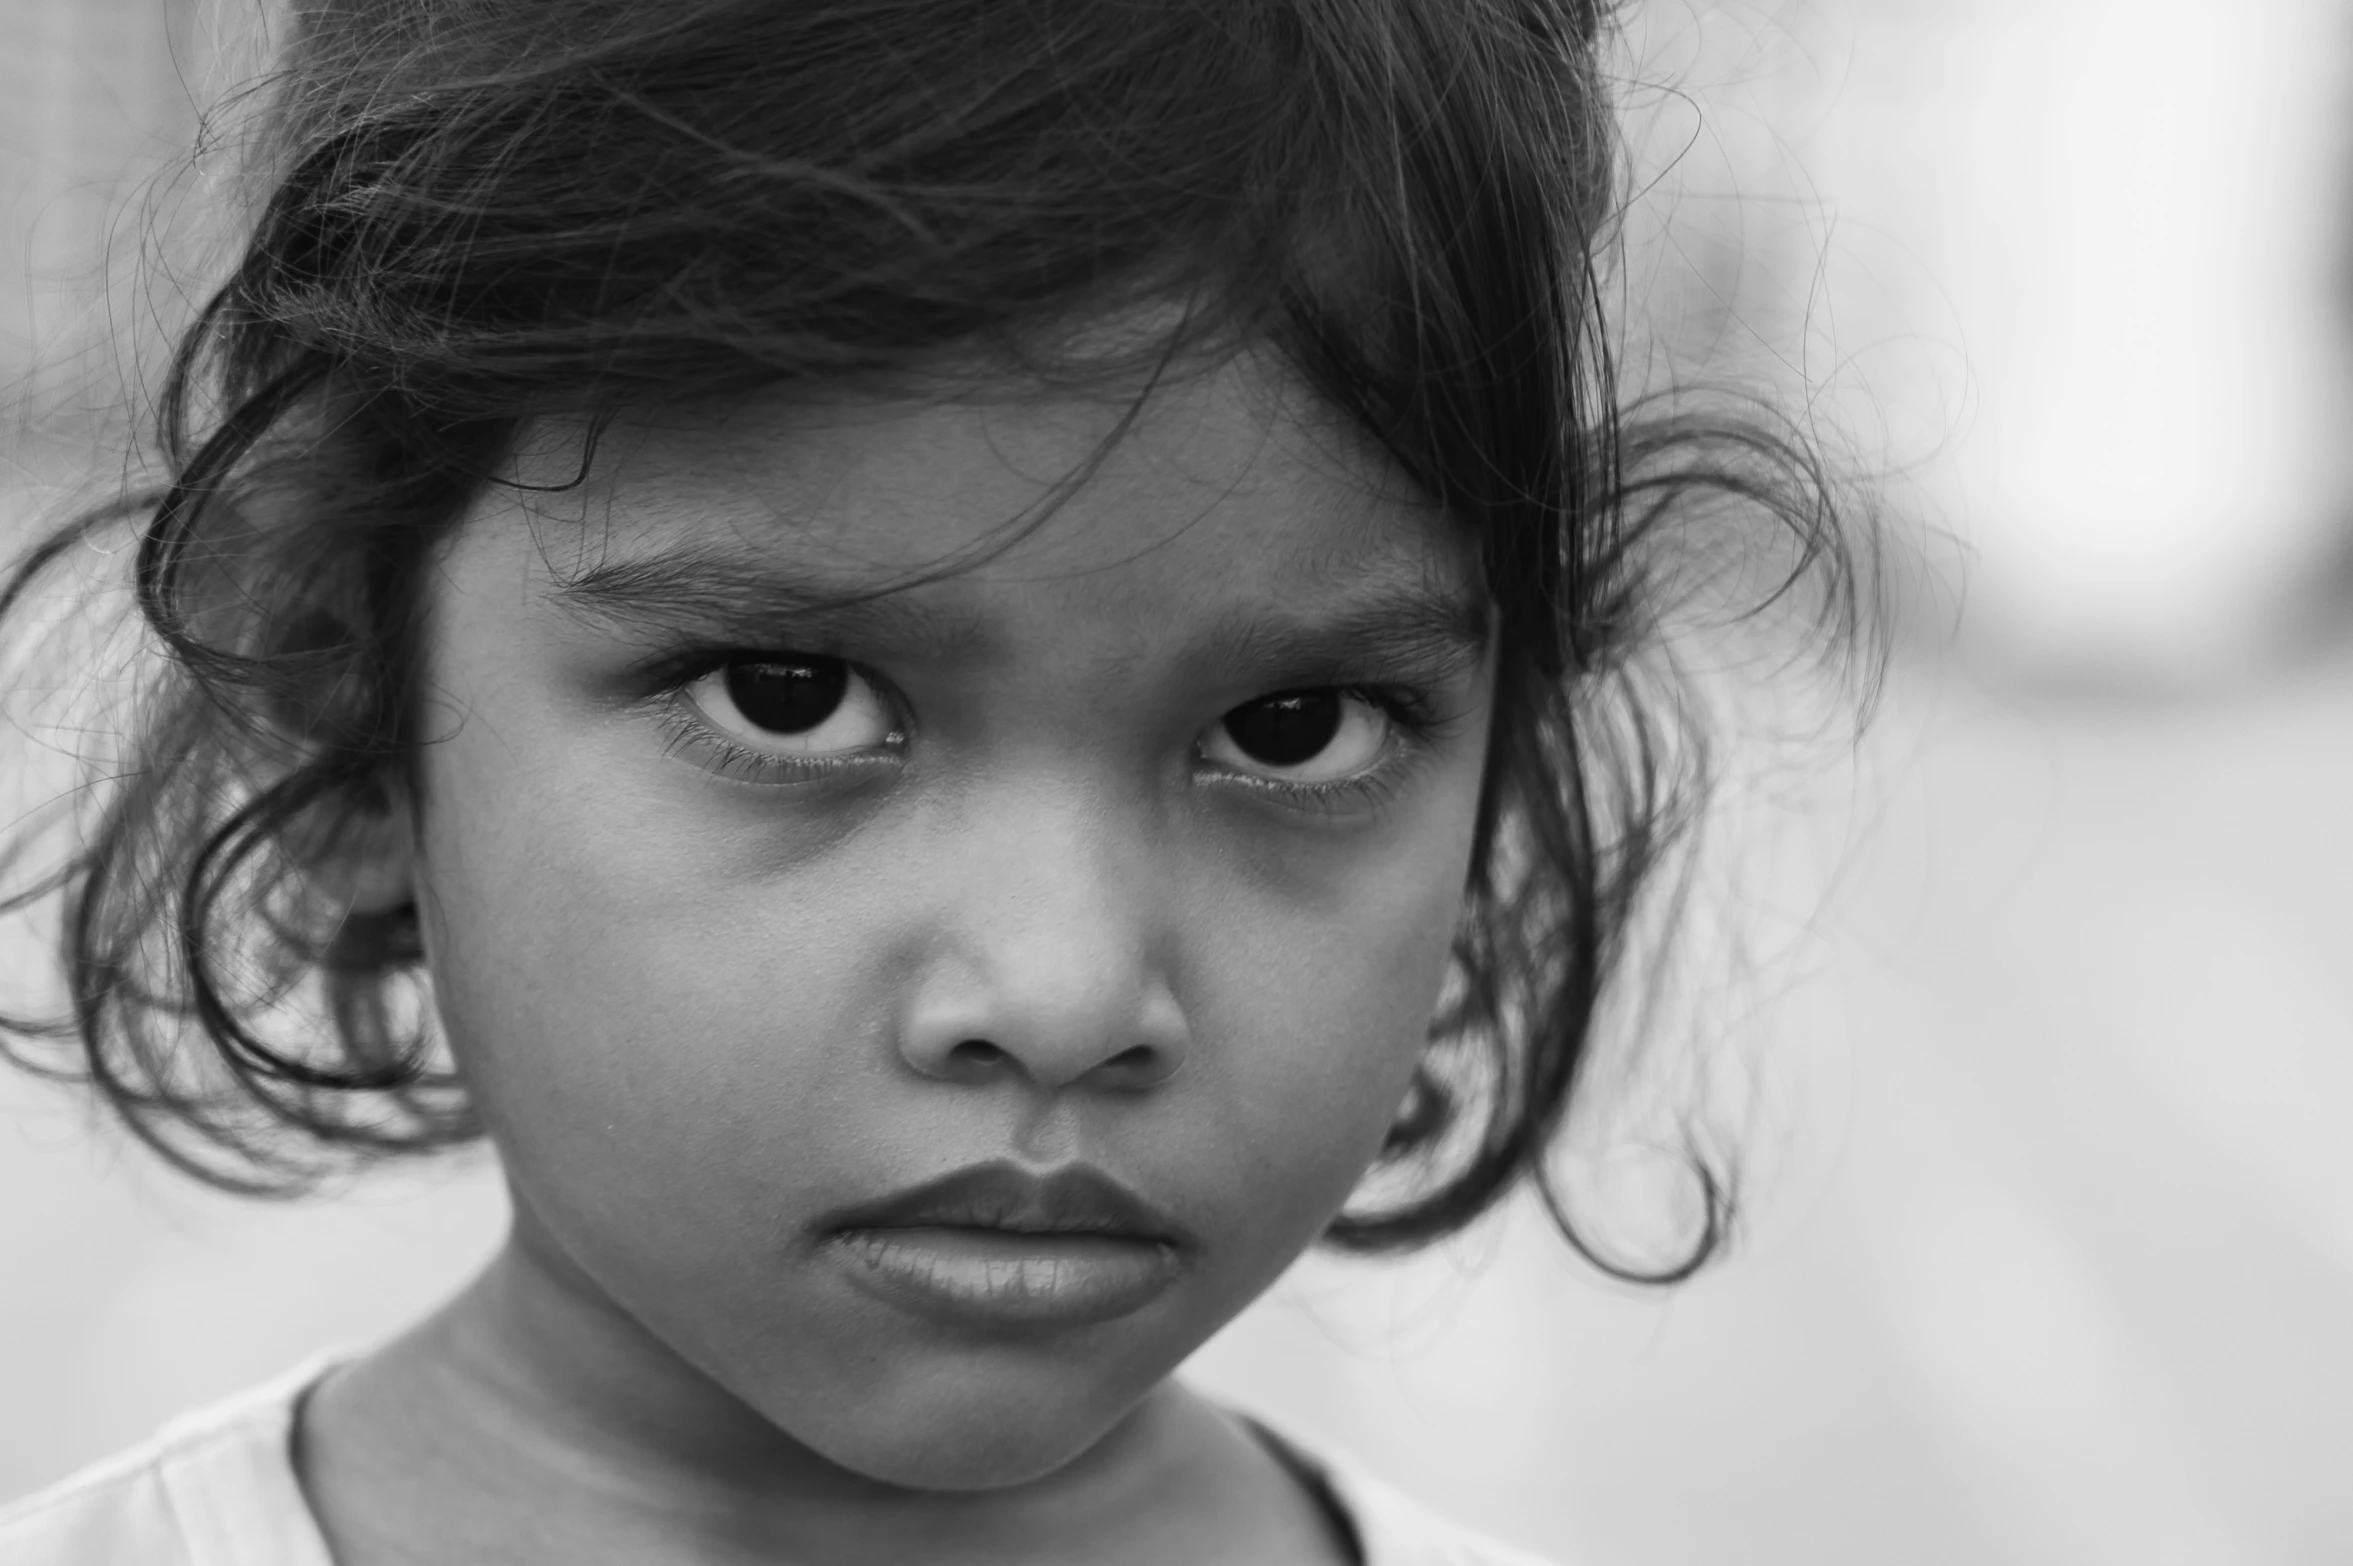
[327,825,417,917]
[293,787,430,974]
[294,786,420,920]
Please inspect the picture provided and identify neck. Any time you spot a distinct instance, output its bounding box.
[296,1227,1333,1566]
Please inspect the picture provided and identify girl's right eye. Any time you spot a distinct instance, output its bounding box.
[682,657,899,758]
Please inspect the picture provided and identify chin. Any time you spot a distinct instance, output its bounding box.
[769,1356,1162,1494]
[823,1399,1127,1492]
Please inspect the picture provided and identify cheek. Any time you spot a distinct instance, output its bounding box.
[415,747,1470,1279]
[419,776,1461,1237]
[1168,826,1473,1249]
[411,726,866,1206]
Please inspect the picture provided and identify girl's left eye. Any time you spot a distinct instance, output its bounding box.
[683,657,898,756]
[1199,688,1393,784]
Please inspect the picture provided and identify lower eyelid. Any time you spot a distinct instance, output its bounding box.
[1220,766,1414,822]
[1200,728,1423,806]
[653,692,899,785]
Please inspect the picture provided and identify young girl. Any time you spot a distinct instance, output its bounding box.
[0,0,1869,1561]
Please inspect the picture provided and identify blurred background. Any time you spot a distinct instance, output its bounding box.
[4,1,2351,1562]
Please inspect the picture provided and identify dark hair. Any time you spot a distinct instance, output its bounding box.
[0,0,1875,1282]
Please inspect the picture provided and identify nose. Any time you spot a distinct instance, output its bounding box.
[895,786,1190,1094]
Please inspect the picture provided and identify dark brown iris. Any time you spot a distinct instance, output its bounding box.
[724,659,847,735]
[1221,690,1341,768]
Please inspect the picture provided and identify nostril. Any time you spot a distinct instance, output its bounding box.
[947,1039,1006,1071]
[1104,1044,1161,1078]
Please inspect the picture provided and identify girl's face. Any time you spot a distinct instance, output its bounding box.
[409,356,1494,1489]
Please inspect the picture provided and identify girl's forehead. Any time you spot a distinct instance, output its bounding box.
[492,357,1478,630]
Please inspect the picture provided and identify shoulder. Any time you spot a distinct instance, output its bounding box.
[0,1357,340,1566]
[0,1430,195,1566]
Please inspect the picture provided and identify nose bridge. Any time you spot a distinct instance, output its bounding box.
[979,782,1139,1002]
[898,768,1186,1090]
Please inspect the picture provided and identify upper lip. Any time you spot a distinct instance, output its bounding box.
[823,1160,1192,1247]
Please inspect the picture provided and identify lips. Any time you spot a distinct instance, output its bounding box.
[821,1161,1194,1330]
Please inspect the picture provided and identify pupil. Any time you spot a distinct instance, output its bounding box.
[725,659,847,735]
[1224,690,1341,768]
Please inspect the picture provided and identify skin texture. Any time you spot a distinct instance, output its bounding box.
[298,355,1496,1565]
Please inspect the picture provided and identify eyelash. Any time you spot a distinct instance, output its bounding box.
[645,653,1448,808]
[648,655,907,787]
[1194,686,1443,814]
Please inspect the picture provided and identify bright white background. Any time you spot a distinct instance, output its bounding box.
[6,3,2353,1563]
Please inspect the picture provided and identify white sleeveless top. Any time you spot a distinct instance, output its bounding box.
[0,1360,1573,1566]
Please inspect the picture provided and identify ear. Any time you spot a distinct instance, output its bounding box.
[288,781,419,923]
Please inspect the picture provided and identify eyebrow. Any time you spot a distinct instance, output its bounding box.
[550,544,1492,680]
[1195,581,1493,688]
[553,547,986,658]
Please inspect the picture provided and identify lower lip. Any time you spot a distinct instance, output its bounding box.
[830,1226,1186,1329]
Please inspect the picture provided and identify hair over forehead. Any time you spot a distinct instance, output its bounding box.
[237,0,1617,541]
